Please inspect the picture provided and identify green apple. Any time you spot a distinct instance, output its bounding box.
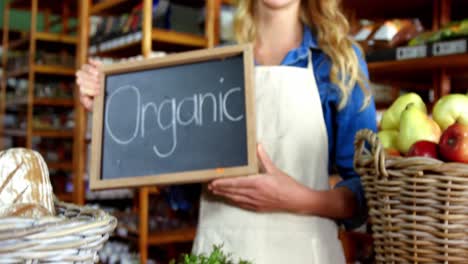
[377,130,399,149]
[432,94,468,131]
[398,103,441,154]
[381,93,427,131]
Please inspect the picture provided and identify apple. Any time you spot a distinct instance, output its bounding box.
[407,140,439,159]
[439,122,468,163]
[432,94,468,131]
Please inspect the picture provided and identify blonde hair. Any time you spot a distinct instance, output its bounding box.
[233,0,371,110]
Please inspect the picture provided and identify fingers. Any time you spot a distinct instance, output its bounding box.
[209,175,260,190]
[80,95,94,111]
[257,144,275,173]
[211,185,258,200]
[76,69,100,97]
[88,58,102,68]
[77,78,100,97]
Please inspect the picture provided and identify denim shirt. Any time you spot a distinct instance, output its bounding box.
[287,26,377,229]
[167,26,377,230]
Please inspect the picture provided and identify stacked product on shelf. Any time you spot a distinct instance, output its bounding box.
[1,1,81,203]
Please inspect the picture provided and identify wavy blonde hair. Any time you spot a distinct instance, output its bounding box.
[233,0,371,110]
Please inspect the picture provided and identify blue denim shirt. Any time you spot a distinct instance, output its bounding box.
[167,26,377,230]
[287,26,378,229]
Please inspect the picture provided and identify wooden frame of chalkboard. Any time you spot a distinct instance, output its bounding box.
[90,44,257,190]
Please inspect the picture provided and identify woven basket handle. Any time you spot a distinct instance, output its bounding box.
[354,129,388,177]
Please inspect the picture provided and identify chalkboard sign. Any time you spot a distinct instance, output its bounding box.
[90,44,257,190]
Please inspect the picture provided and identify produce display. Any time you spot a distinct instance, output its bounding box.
[170,245,252,264]
[378,92,468,163]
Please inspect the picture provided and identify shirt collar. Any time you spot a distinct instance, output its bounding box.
[281,25,320,66]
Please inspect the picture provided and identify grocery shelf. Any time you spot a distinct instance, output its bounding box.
[8,37,29,50]
[35,32,78,45]
[3,129,26,137]
[116,223,197,246]
[90,39,141,58]
[34,65,76,76]
[6,67,29,78]
[56,192,74,202]
[34,98,74,107]
[8,32,77,51]
[368,53,468,75]
[90,0,138,15]
[152,28,207,48]
[10,0,78,16]
[5,97,28,107]
[147,227,197,245]
[48,161,74,170]
[90,29,207,57]
[32,129,74,138]
[90,0,206,15]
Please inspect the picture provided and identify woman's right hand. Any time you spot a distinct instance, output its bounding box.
[76,59,102,111]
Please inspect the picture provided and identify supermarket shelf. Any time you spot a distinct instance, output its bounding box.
[32,129,74,138]
[34,98,74,107]
[90,39,141,58]
[148,227,197,245]
[152,28,207,48]
[8,32,77,50]
[6,65,75,78]
[90,0,206,15]
[8,37,29,50]
[48,161,73,170]
[56,193,74,202]
[6,67,29,78]
[5,97,28,107]
[90,29,207,57]
[10,0,78,16]
[3,129,26,137]
[90,0,137,15]
[368,54,468,75]
[116,224,196,245]
[36,32,78,45]
[34,65,76,76]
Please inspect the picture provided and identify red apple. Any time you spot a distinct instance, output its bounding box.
[407,140,439,159]
[439,122,468,163]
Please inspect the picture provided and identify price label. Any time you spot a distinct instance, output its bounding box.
[433,39,467,56]
[396,46,427,60]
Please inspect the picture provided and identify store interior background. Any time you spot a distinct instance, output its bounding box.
[0,0,466,263]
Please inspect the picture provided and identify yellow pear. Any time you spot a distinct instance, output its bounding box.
[377,130,399,149]
[398,104,441,155]
[381,93,427,131]
[432,94,468,131]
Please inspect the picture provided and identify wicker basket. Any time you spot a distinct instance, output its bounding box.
[0,198,117,263]
[354,129,468,264]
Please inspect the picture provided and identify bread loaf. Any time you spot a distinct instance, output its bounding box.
[0,148,55,217]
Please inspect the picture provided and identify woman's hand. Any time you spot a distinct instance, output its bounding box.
[209,144,314,213]
[76,59,102,111]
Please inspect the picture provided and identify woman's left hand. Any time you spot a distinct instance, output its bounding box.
[208,144,313,213]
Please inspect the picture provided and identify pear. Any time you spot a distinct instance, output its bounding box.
[381,93,427,131]
[432,94,468,131]
[398,104,441,155]
[377,130,399,149]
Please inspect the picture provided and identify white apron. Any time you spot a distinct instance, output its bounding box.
[192,52,346,264]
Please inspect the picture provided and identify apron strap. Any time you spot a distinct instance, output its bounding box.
[307,50,313,71]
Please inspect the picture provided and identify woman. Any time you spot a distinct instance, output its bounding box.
[76,0,377,263]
